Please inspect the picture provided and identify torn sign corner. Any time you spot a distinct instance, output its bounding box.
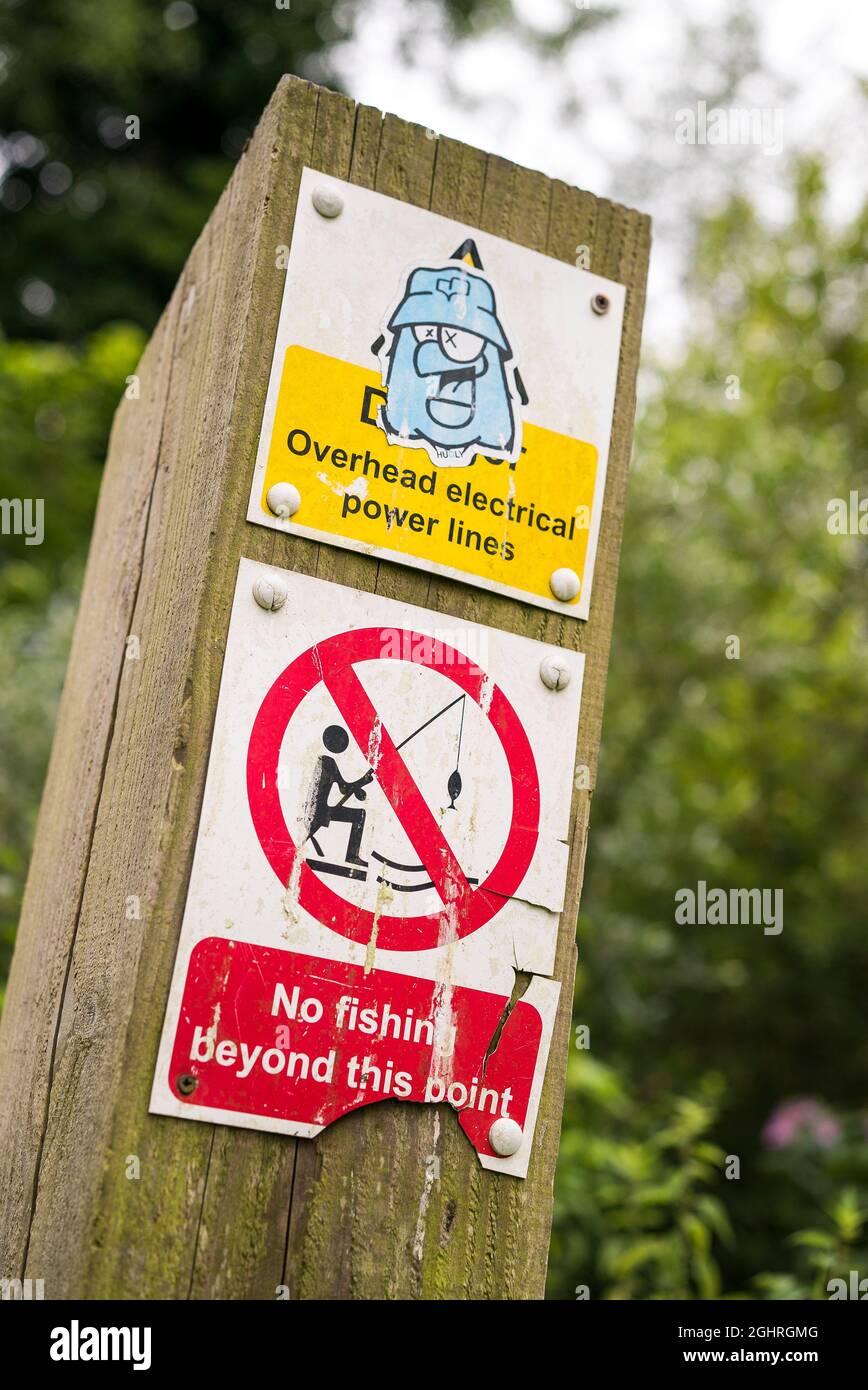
[458,973,560,1179]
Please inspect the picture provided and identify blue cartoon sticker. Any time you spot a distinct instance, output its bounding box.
[376,262,522,468]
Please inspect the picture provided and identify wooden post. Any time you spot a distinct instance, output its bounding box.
[0,77,649,1300]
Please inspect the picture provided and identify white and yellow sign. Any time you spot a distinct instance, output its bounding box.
[248,169,626,620]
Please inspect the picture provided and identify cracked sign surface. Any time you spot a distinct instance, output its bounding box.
[150,560,584,1176]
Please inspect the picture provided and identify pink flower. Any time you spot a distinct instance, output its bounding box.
[762,1098,842,1150]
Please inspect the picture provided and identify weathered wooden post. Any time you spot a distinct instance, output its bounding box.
[0,77,649,1300]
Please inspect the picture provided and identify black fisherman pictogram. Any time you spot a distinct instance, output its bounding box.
[304,695,478,891]
[306,725,372,877]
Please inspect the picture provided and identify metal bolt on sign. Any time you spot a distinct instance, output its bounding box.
[252,575,288,612]
[312,185,344,219]
[266,481,301,519]
[176,1074,198,1096]
[539,652,572,692]
[548,567,581,602]
[489,1117,523,1157]
[591,292,610,315]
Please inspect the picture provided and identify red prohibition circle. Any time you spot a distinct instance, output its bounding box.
[246,627,540,952]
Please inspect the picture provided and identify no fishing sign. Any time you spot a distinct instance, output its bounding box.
[151,560,584,1176]
[246,168,625,621]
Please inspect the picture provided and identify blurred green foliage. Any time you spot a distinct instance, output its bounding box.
[0,0,508,339]
[549,1057,732,1299]
[1,0,865,1300]
[548,157,868,1297]
[756,1186,868,1300]
[1,0,350,336]
[0,325,145,1001]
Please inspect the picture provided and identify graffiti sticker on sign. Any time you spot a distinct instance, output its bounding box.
[150,560,585,1175]
[376,260,522,468]
[247,168,625,620]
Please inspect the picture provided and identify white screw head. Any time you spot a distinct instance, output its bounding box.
[312,185,344,219]
[489,1117,523,1158]
[539,652,572,691]
[266,482,301,519]
[252,575,287,612]
[549,567,581,603]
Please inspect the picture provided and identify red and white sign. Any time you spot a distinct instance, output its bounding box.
[151,560,584,1176]
[247,626,540,951]
[169,939,552,1166]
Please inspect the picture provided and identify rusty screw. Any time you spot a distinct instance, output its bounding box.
[176,1073,198,1097]
[591,292,610,316]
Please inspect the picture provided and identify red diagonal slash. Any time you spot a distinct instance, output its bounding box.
[322,661,472,914]
[247,626,540,952]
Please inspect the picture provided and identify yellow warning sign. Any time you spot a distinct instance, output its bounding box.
[256,346,598,609]
[247,170,627,617]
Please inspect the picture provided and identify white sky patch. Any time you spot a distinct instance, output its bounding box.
[331,0,867,352]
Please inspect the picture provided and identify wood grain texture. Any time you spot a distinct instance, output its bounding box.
[0,76,650,1300]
